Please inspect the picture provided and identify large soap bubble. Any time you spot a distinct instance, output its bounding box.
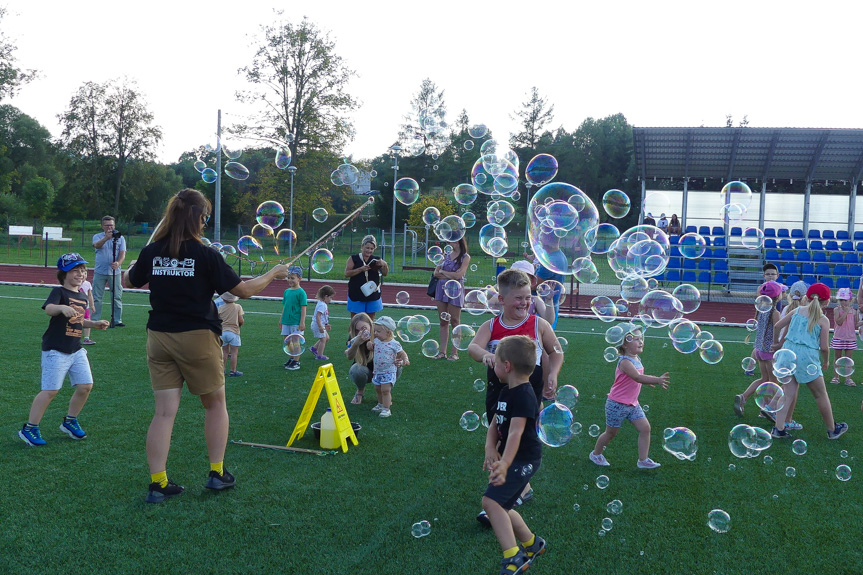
[672,284,701,314]
[256,201,285,229]
[528,183,599,275]
[754,382,786,414]
[719,181,753,209]
[434,215,467,243]
[663,427,698,461]
[602,189,630,219]
[728,424,756,458]
[536,403,574,447]
[555,385,579,410]
[525,153,559,186]
[639,291,684,326]
[586,224,621,255]
[453,183,478,206]
[679,233,707,259]
[607,226,670,279]
[394,178,420,205]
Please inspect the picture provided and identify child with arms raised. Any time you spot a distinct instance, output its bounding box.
[365,316,409,418]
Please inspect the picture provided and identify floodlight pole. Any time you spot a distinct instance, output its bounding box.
[215,109,222,242]
[390,145,402,263]
[524,182,534,246]
[287,165,297,257]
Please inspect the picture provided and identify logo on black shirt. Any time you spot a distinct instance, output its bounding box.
[152,257,196,277]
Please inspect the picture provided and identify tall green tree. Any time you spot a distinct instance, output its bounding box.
[0,7,36,101]
[398,78,449,158]
[510,86,555,151]
[236,14,358,159]
[57,78,162,216]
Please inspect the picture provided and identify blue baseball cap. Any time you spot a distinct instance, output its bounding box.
[288,266,303,276]
[57,253,88,272]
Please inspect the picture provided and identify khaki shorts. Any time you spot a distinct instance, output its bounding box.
[146,329,225,396]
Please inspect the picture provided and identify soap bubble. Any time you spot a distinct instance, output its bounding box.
[529,183,598,274]
[311,249,334,274]
[463,140,475,150]
[601,517,614,531]
[602,190,630,218]
[764,456,773,465]
[642,192,670,217]
[450,324,476,351]
[585,224,621,254]
[555,385,579,410]
[755,295,775,313]
[487,200,516,227]
[738,227,765,250]
[588,424,601,437]
[337,163,360,186]
[537,403,574,447]
[201,168,217,183]
[573,503,581,512]
[603,347,619,362]
[607,500,623,515]
[193,160,207,173]
[672,284,701,314]
[422,207,441,226]
[435,215,467,243]
[741,357,757,372]
[835,357,855,378]
[595,475,610,489]
[275,147,292,170]
[439,311,451,322]
[786,466,796,478]
[459,411,481,431]
[224,161,250,181]
[473,378,486,392]
[312,207,329,223]
[707,509,731,533]
[468,124,488,138]
[728,424,756,458]
[462,211,477,228]
[754,382,786,414]
[421,340,440,358]
[836,464,852,481]
[591,296,618,322]
[283,333,306,356]
[394,178,420,205]
[463,290,489,316]
[443,280,463,299]
[640,291,684,326]
[620,276,649,303]
[792,439,808,456]
[410,523,424,538]
[669,319,700,343]
[525,154,559,186]
[773,349,798,377]
[720,202,747,223]
[237,235,264,261]
[571,421,582,435]
[607,225,670,279]
[427,246,444,266]
[700,340,724,364]
[746,319,758,332]
[678,233,707,259]
[557,337,569,352]
[720,180,753,209]
[396,291,410,305]
[662,427,698,461]
[453,183,478,206]
[251,223,275,246]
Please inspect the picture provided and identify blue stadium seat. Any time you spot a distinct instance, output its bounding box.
[855,231,863,241]
[844,252,858,264]
[849,265,863,277]
[685,225,697,234]
[796,251,811,262]
[823,230,835,240]
[682,259,697,270]
[698,260,712,271]
[830,252,844,263]
[714,260,729,272]
[783,263,798,275]
[815,263,831,277]
[813,251,827,263]
[833,264,849,277]
[668,257,681,269]
[765,249,780,261]
[713,272,729,286]
[778,229,790,238]
[698,271,711,284]
[669,235,679,245]
[826,240,839,251]
[665,269,681,283]
[730,227,742,236]
[791,229,804,238]
[682,270,697,283]
[854,277,861,290]
[764,238,778,249]
[698,226,710,236]
[837,230,850,240]
[808,229,821,239]
[837,277,851,289]
[803,275,818,285]
[713,248,727,259]
[670,247,682,258]
[779,239,793,250]
[809,240,823,251]
[703,236,712,246]
[712,226,724,237]
[712,237,725,247]
[764,228,776,238]
[800,263,815,276]
[820,277,834,289]
[841,241,854,252]
[780,250,795,262]
[786,275,801,285]
[794,239,808,250]
[702,248,713,258]
[857,242,863,252]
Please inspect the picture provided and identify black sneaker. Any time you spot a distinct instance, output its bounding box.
[285,360,300,371]
[771,426,792,439]
[476,510,491,528]
[146,480,185,503]
[828,422,849,440]
[205,469,236,490]
[112,322,126,327]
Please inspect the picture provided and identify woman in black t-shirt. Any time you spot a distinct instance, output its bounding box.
[344,234,389,320]
[124,188,289,504]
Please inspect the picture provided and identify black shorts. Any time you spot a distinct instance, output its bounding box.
[483,458,541,511]
[485,364,544,417]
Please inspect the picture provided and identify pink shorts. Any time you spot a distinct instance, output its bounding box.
[84,309,91,320]
[755,349,774,361]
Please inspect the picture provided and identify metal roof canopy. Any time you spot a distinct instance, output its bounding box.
[633,127,863,184]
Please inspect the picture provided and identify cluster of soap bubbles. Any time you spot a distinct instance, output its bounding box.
[662,427,698,460]
[395,315,433,344]
[459,410,481,431]
[198,135,293,184]
[330,161,360,187]
[728,424,773,458]
[410,520,432,538]
[403,107,451,158]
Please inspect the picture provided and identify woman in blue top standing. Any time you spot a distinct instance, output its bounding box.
[770,283,848,440]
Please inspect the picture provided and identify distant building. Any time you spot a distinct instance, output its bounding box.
[349,171,372,195]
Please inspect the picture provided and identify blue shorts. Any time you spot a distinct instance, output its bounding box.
[281,324,302,337]
[347,296,383,315]
[605,398,646,428]
[372,372,397,386]
[221,331,241,347]
[483,459,541,511]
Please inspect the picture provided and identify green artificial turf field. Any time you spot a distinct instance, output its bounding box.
[1,284,861,574]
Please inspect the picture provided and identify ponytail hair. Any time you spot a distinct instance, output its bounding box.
[152,188,211,258]
[807,295,824,333]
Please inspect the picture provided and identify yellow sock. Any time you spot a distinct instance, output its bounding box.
[151,471,168,488]
[210,461,224,475]
[503,546,520,559]
[521,534,535,548]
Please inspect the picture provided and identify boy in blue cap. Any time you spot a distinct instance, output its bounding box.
[19,253,110,446]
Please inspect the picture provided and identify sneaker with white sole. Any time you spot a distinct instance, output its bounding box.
[589,452,610,466]
[637,458,661,469]
[733,394,745,416]
[785,420,803,431]
[379,408,391,418]
[60,417,86,440]
[19,425,46,446]
[827,422,849,440]
[771,426,792,438]
[371,403,384,413]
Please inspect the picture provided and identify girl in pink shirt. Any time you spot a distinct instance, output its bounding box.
[831,288,857,386]
[590,325,670,469]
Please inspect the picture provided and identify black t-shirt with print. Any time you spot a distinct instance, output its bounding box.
[494,382,542,463]
[42,287,87,353]
[128,239,241,334]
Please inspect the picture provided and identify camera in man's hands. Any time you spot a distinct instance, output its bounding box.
[112,230,122,238]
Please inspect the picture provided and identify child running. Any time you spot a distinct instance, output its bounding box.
[310,285,335,361]
[482,335,546,575]
[366,316,409,418]
[590,323,669,469]
[831,287,857,386]
[734,281,782,420]
[218,291,244,377]
[280,266,307,371]
[771,282,848,440]
[19,253,110,446]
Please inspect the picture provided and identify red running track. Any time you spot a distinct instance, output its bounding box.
[0,264,755,325]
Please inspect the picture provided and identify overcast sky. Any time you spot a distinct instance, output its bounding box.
[6,1,863,165]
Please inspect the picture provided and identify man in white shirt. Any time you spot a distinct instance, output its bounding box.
[92,216,127,327]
